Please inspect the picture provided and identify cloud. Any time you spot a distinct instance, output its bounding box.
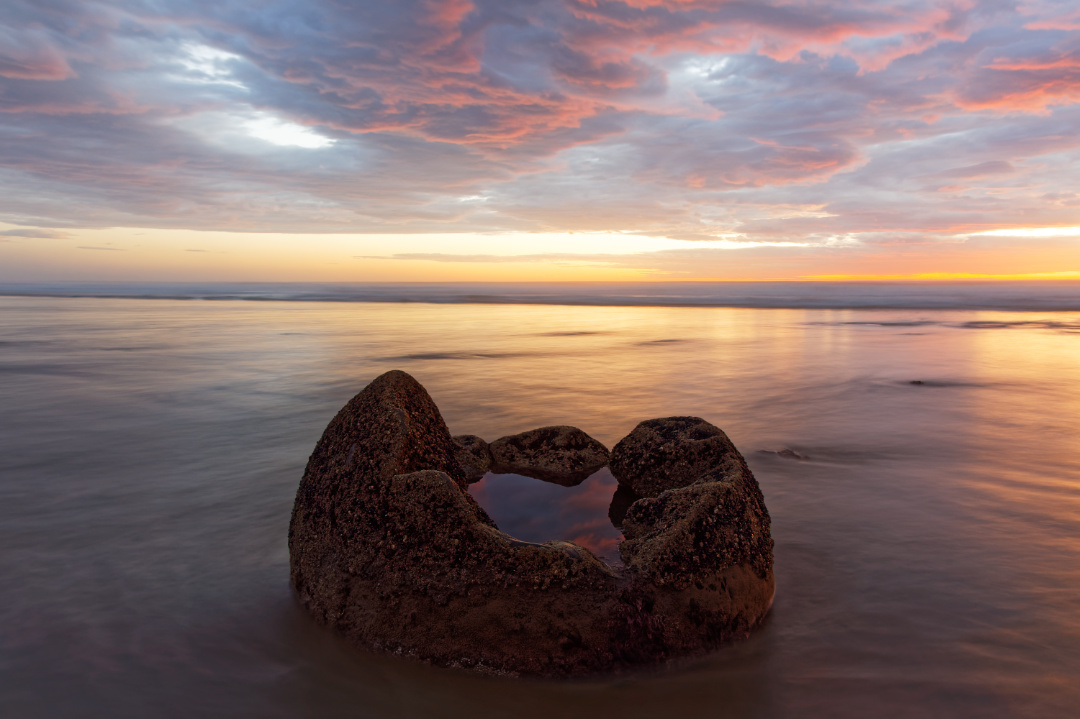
[0,27,74,81]
[0,228,71,239]
[358,252,620,264]
[936,160,1016,178]
[0,0,1078,259]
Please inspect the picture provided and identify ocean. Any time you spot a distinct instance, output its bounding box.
[2,282,1079,717]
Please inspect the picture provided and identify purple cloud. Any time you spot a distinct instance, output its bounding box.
[0,228,71,238]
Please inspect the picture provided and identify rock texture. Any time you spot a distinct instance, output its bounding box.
[289,372,774,678]
[452,434,492,482]
[619,465,774,642]
[609,416,746,498]
[489,425,610,486]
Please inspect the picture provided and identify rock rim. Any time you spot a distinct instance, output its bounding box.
[609,416,746,498]
[289,370,774,678]
[452,434,492,482]
[488,425,610,486]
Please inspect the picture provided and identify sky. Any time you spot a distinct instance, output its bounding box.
[1,0,1079,282]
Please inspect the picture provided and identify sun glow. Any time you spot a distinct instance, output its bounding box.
[967,227,1080,238]
[807,271,1080,281]
[4,222,1080,284]
[242,113,335,149]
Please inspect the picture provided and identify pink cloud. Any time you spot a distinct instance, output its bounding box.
[562,0,980,72]
[0,29,75,81]
[569,533,619,558]
[1019,1,1080,31]
[955,56,1080,113]
[237,0,1002,155]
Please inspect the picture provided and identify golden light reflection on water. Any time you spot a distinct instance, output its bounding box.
[961,313,1080,576]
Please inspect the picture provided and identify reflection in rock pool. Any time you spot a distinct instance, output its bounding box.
[468,468,624,564]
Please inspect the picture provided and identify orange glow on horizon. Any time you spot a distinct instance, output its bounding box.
[2,223,1079,284]
[804,271,1080,281]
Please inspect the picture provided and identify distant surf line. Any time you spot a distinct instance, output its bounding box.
[2,281,1080,312]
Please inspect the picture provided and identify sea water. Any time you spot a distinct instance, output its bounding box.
[1,287,1079,718]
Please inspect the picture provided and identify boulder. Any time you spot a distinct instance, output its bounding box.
[289,369,468,627]
[289,373,774,678]
[609,416,746,497]
[452,434,492,482]
[619,465,774,645]
[609,417,774,657]
[489,425,610,486]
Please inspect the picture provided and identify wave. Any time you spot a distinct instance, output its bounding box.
[2,281,1080,311]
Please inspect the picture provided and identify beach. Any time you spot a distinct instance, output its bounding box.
[2,289,1079,717]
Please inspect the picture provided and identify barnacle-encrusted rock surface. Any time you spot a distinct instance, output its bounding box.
[619,466,774,637]
[489,425,610,486]
[609,416,747,497]
[452,434,492,482]
[289,371,774,678]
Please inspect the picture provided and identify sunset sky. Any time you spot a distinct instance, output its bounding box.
[1,0,1079,281]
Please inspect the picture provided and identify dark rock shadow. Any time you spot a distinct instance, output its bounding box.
[608,485,641,529]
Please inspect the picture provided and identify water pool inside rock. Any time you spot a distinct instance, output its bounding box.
[467,467,624,563]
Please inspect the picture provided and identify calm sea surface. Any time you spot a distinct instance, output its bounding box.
[2,290,1079,718]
